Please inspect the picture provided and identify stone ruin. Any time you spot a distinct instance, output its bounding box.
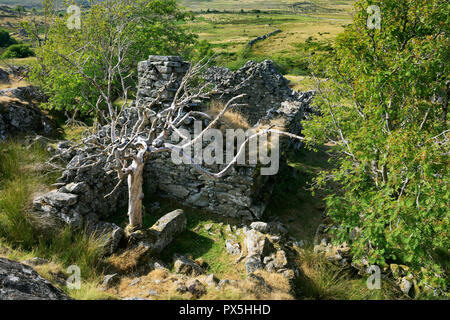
[32,56,315,234]
[0,85,53,141]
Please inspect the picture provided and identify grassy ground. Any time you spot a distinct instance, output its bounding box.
[0,139,115,300]
[183,0,353,83]
[187,11,349,76]
[181,0,354,12]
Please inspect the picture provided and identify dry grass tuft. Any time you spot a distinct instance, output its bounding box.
[0,95,27,105]
[106,245,151,274]
[207,100,250,130]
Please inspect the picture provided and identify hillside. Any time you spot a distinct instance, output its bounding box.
[180,0,354,12]
[0,0,355,11]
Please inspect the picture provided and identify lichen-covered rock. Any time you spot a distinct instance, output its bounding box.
[0,258,71,300]
[0,86,52,140]
[245,255,264,274]
[173,254,205,276]
[147,209,186,254]
[245,229,275,257]
[186,279,207,298]
[225,239,241,256]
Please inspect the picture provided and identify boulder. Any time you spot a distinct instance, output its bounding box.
[250,221,270,234]
[187,279,207,298]
[173,254,205,276]
[217,279,230,289]
[225,239,241,255]
[35,191,78,208]
[147,209,186,254]
[0,258,71,300]
[0,86,53,140]
[245,229,275,257]
[245,255,264,275]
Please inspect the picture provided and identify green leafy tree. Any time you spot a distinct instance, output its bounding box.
[28,0,198,119]
[303,0,449,295]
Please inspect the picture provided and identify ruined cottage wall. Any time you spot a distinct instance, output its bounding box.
[33,56,313,228]
[137,56,271,220]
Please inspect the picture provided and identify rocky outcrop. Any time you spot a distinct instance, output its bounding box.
[0,258,71,300]
[0,86,53,140]
[244,222,296,279]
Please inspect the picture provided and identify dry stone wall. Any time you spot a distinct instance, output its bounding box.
[32,55,314,229]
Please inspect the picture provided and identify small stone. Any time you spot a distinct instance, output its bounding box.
[154,262,167,270]
[250,222,270,233]
[217,279,230,289]
[281,269,295,280]
[176,284,187,293]
[102,274,119,288]
[400,277,412,295]
[273,250,288,269]
[129,278,141,287]
[245,255,263,274]
[187,279,207,298]
[225,239,241,255]
[147,290,158,296]
[204,274,219,286]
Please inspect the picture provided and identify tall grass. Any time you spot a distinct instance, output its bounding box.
[294,247,405,300]
[0,140,106,282]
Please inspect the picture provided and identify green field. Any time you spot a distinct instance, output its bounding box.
[1,0,355,89]
[183,1,354,87]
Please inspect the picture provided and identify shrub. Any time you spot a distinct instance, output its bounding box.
[303,0,449,296]
[0,28,17,48]
[2,44,35,59]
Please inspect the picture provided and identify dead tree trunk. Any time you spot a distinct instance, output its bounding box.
[126,145,147,229]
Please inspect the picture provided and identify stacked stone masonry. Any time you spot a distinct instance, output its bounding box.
[32,55,314,229]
